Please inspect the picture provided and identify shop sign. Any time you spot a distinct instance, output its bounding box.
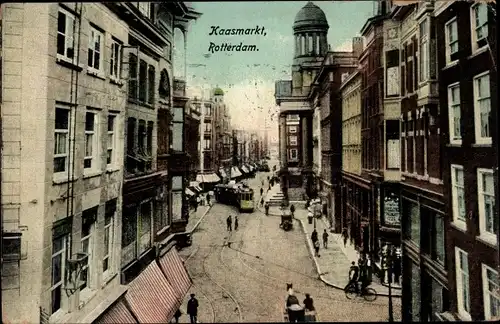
[384,195,401,226]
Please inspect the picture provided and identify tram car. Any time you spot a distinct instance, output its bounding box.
[214,183,255,213]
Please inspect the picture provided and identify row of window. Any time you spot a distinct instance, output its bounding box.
[58,7,122,80]
[444,4,489,65]
[450,165,496,245]
[342,119,361,145]
[447,72,491,145]
[54,107,118,177]
[126,117,154,174]
[51,199,117,315]
[455,247,499,320]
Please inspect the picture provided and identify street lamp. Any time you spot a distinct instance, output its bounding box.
[382,247,396,322]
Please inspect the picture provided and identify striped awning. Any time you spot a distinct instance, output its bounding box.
[94,299,137,324]
[125,262,180,323]
[196,173,221,184]
[158,248,192,297]
[230,167,242,178]
[241,165,249,173]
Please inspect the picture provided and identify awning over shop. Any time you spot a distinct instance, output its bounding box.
[94,300,137,324]
[241,165,250,173]
[158,248,192,297]
[196,173,221,184]
[125,262,180,323]
[219,168,227,178]
[189,181,203,192]
[185,188,195,197]
[230,167,242,179]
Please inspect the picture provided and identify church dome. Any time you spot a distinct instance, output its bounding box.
[293,2,329,29]
[213,87,224,96]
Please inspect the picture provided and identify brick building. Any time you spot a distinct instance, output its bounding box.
[435,1,498,321]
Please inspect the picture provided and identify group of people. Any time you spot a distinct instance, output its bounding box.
[310,228,329,257]
[192,192,212,212]
[346,253,373,294]
[226,214,238,231]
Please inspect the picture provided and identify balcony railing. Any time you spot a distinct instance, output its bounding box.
[173,78,186,98]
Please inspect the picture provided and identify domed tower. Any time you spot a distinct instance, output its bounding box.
[291,2,329,96]
[293,2,329,60]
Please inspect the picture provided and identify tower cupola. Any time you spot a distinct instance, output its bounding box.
[293,2,329,58]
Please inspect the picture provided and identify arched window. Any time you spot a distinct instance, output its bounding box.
[159,69,171,100]
[173,28,185,79]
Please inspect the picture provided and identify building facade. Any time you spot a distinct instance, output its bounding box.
[340,71,364,244]
[214,88,233,182]
[358,10,386,257]
[435,0,498,321]
[391,1,449,322]
[275,2,329,202]
[310,48,359,232]
[0,3,129,322]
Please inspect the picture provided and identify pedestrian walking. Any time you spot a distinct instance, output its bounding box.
[194,198,199,212]
[303,293,315,311]
[313,240,320,257]
[322,229,329,249]
[173,309,182,323]
[268,184,271,191]
[234,216,239,231]
[206,193,211,206]
[186,294,199,324]
[260,197,265,207]
[341,227,348,247]
[311,229,318,244]
[265,202,270,215]
[227,215,232,232]
[290,204,295,217]
[366,254,373,283]
[260,187,264,196]
[393,255,402,285]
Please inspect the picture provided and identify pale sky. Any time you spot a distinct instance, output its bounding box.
[183,1,376,142]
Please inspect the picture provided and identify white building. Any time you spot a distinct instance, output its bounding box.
[1,3,127,323]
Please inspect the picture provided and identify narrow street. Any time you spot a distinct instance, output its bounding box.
[178,168,401,323]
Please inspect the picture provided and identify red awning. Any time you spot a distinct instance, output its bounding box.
[125,262,180,323]
[94,300,137,324]
[158,248,193,297]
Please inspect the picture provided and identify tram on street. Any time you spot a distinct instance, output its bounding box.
[214,182,255,213]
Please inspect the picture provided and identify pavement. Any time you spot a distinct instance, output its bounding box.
[259,184,402,298]
[186,204,213,233]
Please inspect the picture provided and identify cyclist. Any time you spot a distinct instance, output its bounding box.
[345,261,359,293]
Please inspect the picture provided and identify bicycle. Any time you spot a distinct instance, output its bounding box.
[344,282,377,302]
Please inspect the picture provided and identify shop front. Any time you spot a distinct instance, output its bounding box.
[95,248,192,324]
[341,172,373,252]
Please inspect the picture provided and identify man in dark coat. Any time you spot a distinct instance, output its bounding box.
[187,294,199,324]
[227,215,232,232]
[290,204,295,217]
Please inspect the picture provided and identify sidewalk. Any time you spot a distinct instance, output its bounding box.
[186,204,212,233]
[260,187,401,297]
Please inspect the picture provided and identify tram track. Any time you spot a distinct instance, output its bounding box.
[184,204,243,323]
[226,177,381,307]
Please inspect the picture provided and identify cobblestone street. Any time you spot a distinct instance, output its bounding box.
[177,172,401,322]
